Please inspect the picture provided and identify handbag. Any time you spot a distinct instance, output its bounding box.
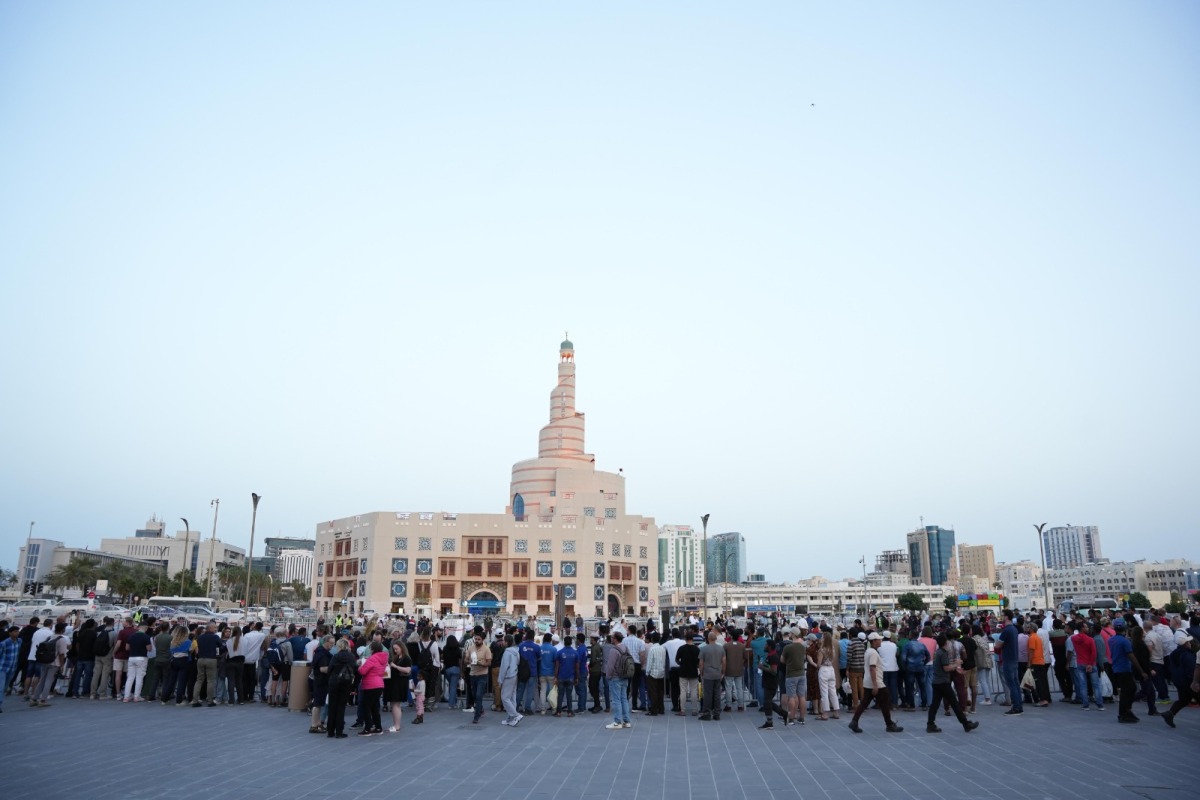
[1099,671,1113,698]
[1020,669,1035,690]
[841,678,851,695]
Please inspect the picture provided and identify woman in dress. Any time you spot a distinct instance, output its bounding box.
[810,631,841,720]
[384,641,412,732]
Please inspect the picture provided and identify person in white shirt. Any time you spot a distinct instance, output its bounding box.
[26,620,54,699]
[240,623,267,703]
[663,630,685,713]
[878,631,901,707]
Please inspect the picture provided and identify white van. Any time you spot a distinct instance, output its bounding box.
[441,612,473,641]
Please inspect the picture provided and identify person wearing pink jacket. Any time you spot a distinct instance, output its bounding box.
[357,641,388,736]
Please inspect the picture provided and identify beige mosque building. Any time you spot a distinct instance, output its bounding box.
[311,337,658,619]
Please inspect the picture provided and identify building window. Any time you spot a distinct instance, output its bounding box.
[512,584,528,600]
[362,537,369,551]
[354,540,359,552]
[594,563,605,579]
[536,561,553,578]
[439,561,456,576]
[419,537,432,551]
[390,581,407,597]
[624,545,632,558]
[513,493,525,522]
[538,540,551,553]
[515,539,528,553]
[512,561,529,578]
[467,561,483,577]
[441,538,456,552]
[487,538,505,555]
[560,561,577,577]
[536,585,553,601]
[319,544,325,556]
[563,540,576,553]
[468,539,483,554]
[487,562,503,578]
[316,584,322,597]
[595,542,604,555]
[639,547,647,559]
[612,544,620,557]
[604,508,616,519]
[360,558,368,573]
[440,582,456,599]
[583,507,595,517]
[393,537,408,551]
[317,563,324,577]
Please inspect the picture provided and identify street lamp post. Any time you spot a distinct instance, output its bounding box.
[245,493,261,609]
[180,518,191,596]
[700,514,710,623]
[23,521,35,596]
[207,498,220,598]
[1034,523,1050,611]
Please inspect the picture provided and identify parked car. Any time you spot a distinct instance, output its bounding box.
[5,598,56,620]
[53,597,98,617]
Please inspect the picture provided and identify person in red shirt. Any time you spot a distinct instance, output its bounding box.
[1070,622,1102,711]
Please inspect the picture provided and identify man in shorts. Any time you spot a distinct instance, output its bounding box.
[781,628,809,726]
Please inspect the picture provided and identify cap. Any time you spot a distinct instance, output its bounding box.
[882,631,892,639]
[805,633,818,642]
[1112,619,1127,629]
[867,632,882,641]
[857,632,867,640]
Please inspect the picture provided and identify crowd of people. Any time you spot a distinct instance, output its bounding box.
[2,605,1197,739]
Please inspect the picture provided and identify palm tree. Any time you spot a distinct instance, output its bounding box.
[45,558,100,593]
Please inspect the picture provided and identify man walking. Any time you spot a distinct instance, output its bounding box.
[603,631,632,729]
[498,634,522,727]
[722,628,745,713]
[848,633,903,734]
[781,628,808,726]
[997,611,1024,716]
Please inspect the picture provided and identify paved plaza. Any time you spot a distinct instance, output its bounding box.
[2,695,1197,800]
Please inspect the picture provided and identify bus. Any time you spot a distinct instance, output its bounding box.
[1058,597,1119,616]
[148,596,217,613]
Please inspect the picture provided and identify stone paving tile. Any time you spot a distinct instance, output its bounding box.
[1,696,1198,800]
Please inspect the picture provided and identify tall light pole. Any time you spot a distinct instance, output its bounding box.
[207,499,220,598]
[155,545,170,596]
[179,518,191,596]
[244,493,261,609]
[23,521,35,596]
[700,513,710,622]
[1034,523,1050,611]
[859,556,867,617]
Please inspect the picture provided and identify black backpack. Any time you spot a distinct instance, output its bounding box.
[35,636,60,665]
[331,661,355,688]
[93,629,111,657]
[518,655,531,683]
[419,642,435,673]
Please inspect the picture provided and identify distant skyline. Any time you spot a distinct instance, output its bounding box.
[2,3,1196,581]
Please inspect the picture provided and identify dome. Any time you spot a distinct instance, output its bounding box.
[560,334,574,350]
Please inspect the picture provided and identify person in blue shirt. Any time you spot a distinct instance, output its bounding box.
[1108,619,1143,723]
[997,611,1022,714]
[574,634,589,712]
[517,630,540,714]
[538,634,556,715]
[553,642,579,716]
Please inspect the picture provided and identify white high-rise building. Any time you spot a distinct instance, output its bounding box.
[1041,525,1103,570]
[278,549,315,586]
[658,525,704,590]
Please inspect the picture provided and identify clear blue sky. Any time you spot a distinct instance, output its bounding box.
[2,2,1196,580]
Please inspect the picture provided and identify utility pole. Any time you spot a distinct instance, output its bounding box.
[207,499,220,598]
[700,514,710,622]
[23,521,35,596]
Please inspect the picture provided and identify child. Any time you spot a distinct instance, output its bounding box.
[412,670,426,724]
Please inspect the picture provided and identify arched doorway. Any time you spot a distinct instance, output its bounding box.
[608,593,620,618]
[473,591,499,604]
[513,494,525,522]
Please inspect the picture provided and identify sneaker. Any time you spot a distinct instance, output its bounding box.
[1118,716,1139,724]
[501,719,511,726]
[963,720,979,732]
[357,730,372,736]
[622,722,631,728]
[605,722,624,730]
[848,721,862,733]
[388,726,400,733]
[512,714,523,727]
[926,725,942,733]
[1004,709,1024,716]
[1163,712,1176,728]
[462,707,474,713]
[1157,699,1171,705]
[1095,706,1104,711]
[885,724,903,733]
[759,720,774,729]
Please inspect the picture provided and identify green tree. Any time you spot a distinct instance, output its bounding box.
[1164,591,1187,614]
[0,566,17,590]
[288,580,311,603]
[1128,591,1150,610]
[943,593,959,612]
[896,592,928,611]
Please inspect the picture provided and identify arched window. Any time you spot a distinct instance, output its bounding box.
[513,494,525,522]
